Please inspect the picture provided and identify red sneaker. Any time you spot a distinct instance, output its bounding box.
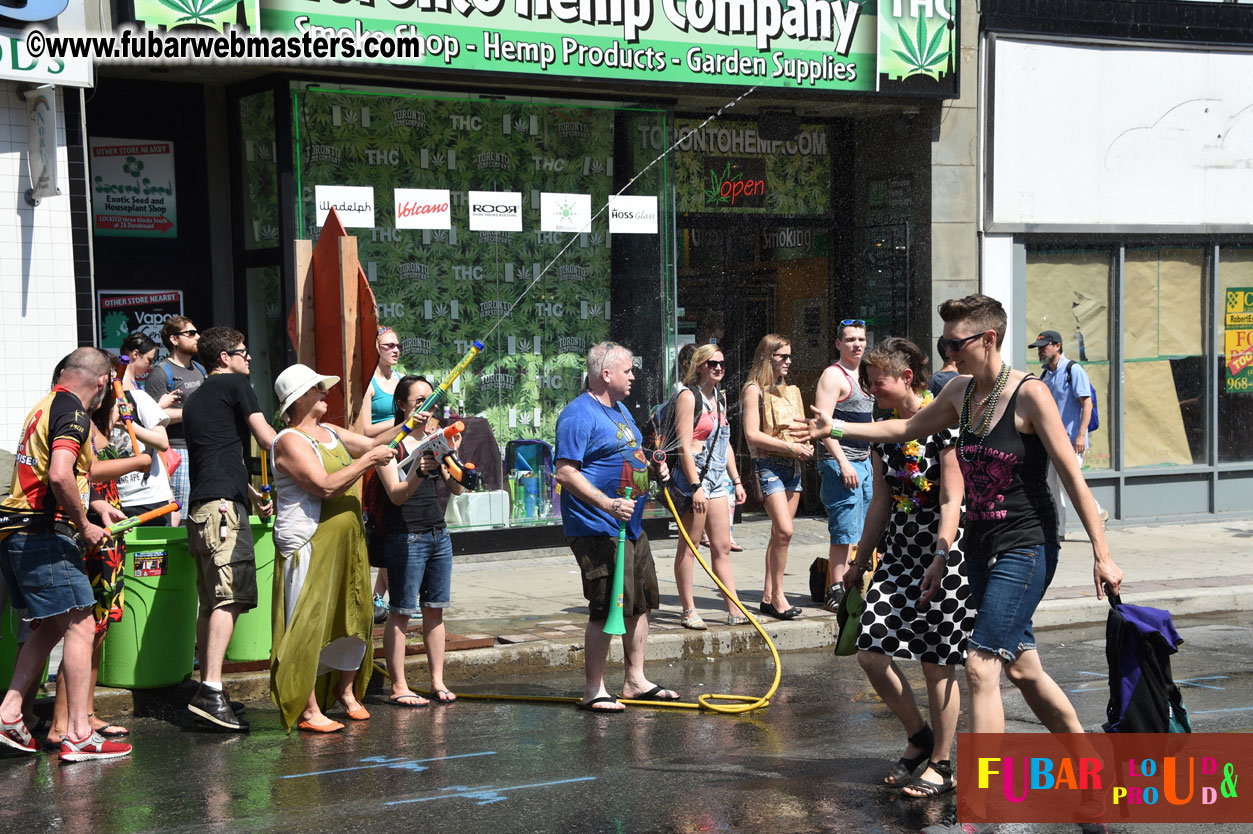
[0,716,38,754]
[59,730,131,763]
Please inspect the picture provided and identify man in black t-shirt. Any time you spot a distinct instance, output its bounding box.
[182,327,276,732]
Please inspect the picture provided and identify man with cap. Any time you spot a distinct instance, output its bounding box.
[182,327,276,731]
[1029,329,1108,538]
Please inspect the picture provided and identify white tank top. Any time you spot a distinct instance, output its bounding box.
[271,425,344,557]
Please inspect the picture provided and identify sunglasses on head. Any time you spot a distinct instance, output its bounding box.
[938,332,984,354]
[840,319,865,327]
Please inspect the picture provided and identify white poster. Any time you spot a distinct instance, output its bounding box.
[607,195,658,235]
[394,188,451,230]
[540,192,592,234]
[89,138,177,238]
[24,86,59,203]
[467,190,522,231]
[315,185,375,228]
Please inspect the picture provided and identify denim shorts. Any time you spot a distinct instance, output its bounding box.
[753,456,802,497]
[818,457,874,544]
[384,528,453,616]
[0,529,95,621]
[965,543,1059,663]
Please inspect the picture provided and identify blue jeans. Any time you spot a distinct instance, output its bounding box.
[818,457,873,544]
[0,529,94,620]
[384,528,453,617]
[753,457,802,497]
[965,543,1059,662]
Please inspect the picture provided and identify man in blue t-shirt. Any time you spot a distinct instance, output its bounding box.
[1030,329,1108,538]
[555,342,675,713]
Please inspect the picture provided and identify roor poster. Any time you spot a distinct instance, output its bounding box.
[294,89,653,448]
[260,0,957,96]
[89,138,178,238]
[97,290,183,355]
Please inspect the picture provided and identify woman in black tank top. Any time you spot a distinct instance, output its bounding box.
[791,296,1123,820]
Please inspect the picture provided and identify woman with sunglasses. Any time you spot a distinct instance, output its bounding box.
[741,334,813,620]
[671,345,748,628]
[270,364,396,732]
[356,327,408,440]
[792,295,1122,834]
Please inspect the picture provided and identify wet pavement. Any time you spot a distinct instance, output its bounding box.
[4,611,1252,834]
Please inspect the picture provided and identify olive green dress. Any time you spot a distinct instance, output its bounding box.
[270,432,373,731]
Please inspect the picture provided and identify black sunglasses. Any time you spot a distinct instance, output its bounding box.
[178,329,199,338]
[938,332,984,354]
[225,348,251,359]
[705,359,725,369]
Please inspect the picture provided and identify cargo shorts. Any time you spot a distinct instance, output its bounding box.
[187,499,257,613]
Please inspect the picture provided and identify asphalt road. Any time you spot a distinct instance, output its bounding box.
[2,612,1251,834]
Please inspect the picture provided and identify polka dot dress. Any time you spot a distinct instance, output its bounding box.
[857,427,976,666]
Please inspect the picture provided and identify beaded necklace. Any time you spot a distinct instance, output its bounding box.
[958,362,1012,463]
[889,390,934,514]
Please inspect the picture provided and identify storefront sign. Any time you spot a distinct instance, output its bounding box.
[89,138,178,237]
[704,157,767,208]
[394,187,450,229]
[0,29,93,85]
[540,192,591,233]
[1224,288,1253,394]
[23,85,59,203]
[314,184,374,227]
[97,290,183,354]
[129,0,259,33]
[467,190,523,231]
[607,195,658,234]
[259,0,957,96]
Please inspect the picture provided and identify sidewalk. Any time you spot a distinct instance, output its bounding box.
[93,514,1253,712]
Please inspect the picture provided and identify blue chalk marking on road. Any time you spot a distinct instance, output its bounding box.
[1175,675,1228,691]
[283,751,496,779]
[1191,705,1253,715]
[1075,671,1104,678]
[386,776,597,806]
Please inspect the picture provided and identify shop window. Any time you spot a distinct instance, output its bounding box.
[1025,249,1113,471]
[238,90,278,251]
[245,266,283,419]
[1124,247,1208,468]
[293,85,671,529]
[1218,247,1253,463]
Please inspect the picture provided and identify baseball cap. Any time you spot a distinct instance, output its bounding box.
[1028,330,1062,348]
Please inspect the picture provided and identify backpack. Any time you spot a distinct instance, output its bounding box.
[360,470,388,568]
[641,385,710,464]
[1065,360,1099,433]
[1102,594,1190,734]
[163,359,207,389]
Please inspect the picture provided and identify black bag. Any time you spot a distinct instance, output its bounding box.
[361,470,388,569]
[809,557,829,604]
[1102,593,1190,733]
[643,385,708,463]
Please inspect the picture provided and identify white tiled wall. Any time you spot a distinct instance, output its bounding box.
[0,82,82,453]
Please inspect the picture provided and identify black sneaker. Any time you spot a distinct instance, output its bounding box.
[373,594,389,625]
[823,582,846,613]
[188,684,250,732]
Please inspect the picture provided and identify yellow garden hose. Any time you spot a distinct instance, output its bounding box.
[386,485,783,714]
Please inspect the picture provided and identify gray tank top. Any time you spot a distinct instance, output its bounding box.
[816,363,873,461]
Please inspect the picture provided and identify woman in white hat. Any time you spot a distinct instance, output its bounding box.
[269,364,395,733]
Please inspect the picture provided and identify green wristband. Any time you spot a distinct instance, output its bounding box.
[829,419,846,439]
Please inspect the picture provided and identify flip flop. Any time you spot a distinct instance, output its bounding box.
[388,693,429,708]
[433,689,457,704]
[625,685,680,702]
[576,696,624,713]
[94,724,129,738]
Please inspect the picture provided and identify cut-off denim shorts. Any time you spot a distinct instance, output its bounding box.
[0,529,95,621]
[753,456,802,497]
[384,528,453,617]
[965,542,1059,663]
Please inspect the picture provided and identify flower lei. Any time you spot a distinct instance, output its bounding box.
[890,391,934,514]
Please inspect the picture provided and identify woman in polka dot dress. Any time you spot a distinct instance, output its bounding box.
[845,337,975,800]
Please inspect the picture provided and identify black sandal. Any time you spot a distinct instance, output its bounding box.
[902,759,955,798]
[884,724,933,785]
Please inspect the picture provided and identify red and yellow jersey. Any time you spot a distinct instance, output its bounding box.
[0,387,94,537]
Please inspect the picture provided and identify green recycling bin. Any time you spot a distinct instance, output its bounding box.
[224,516,275,663]
[0,602,48,693]
[98,525,198,689]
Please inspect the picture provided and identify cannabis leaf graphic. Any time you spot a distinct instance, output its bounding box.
[589,232,604,248]
[155,0,237,25]
[894,15,949,76]
[102,312,129,349]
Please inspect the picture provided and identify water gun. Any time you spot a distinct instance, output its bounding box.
[259,448,272,506]
[107,501,179,536]
[389,341,483,450]
[112,379,139,455]
[399,421,481,490]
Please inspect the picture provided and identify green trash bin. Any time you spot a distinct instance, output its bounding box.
[224,517,275,664]
[98,525,198,689]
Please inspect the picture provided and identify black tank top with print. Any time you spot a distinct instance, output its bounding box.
[956,378,1058,558]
